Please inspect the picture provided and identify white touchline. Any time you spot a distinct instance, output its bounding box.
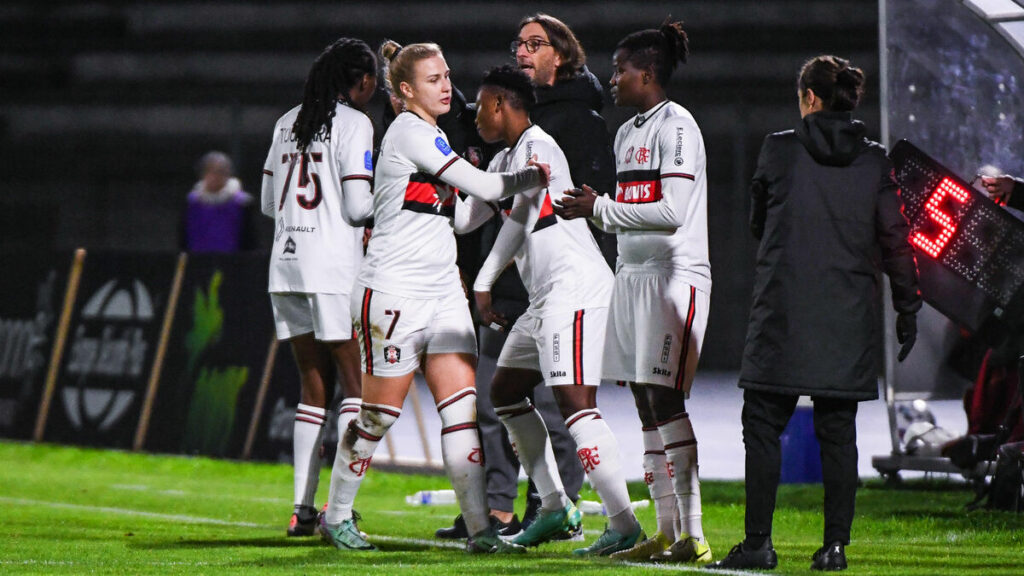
[0,496,267,528]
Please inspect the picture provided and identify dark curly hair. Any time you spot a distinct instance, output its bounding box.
[292,37,377,152]
[615,19,689,86]
[480,64,537,111]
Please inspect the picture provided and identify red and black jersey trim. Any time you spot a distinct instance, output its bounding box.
[565,408,601,429]
[360,288,374,375]
[441,422,479,435]
[533,192,557,232]
[342,174,374,183]
[435,156,460,177]
[572,310,585,385]
[616,169,662,204]
[402,172,456,217]
[661,172,695,180]
[675,286,697,392]
[263,169,274,176]
[437,389,476,411]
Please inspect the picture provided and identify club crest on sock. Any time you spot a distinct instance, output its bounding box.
[577,446,601,473]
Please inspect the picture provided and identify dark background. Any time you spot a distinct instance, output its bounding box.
[0,1,882,369]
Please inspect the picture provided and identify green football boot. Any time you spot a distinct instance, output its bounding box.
[512,502,582,547]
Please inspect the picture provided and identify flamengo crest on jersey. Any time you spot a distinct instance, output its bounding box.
[261,101,372,294]
[610,101,711,293]
[357,112,464,299]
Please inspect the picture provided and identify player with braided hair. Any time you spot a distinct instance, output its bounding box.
[259,37,377,539]
[556,20,714,563]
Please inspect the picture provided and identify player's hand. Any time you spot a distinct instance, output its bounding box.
[896,312,917,362]
[553,185,598,219]
[362,228,372,255]
[474,291,508,331]
[527,155,551,188]
[981,175,1016,205]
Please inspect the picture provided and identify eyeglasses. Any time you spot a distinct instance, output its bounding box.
[510,38,551,54]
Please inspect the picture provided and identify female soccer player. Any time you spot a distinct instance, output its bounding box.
[457,64,643,557]
[320,40,549,553]
[556,21,713,563]
[260,37,377,537]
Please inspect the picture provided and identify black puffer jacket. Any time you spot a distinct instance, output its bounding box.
[739,111,922,400]
[532,67,617,267]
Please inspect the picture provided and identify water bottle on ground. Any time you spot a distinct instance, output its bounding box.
[405,489,457,506]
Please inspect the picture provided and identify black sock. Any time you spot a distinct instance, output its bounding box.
[744,534,769,550]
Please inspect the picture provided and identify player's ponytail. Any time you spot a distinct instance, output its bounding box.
[379,39,443,101]
[798,55,865,112]
[292,37,377,152]
[615,18,690,87]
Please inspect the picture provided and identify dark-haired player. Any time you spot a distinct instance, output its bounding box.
[260,37,376,539]
[556,21,712,563]
[457,65,642,556]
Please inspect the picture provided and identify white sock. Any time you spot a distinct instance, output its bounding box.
[337,398,362,441]
[324,402,400,525]
[437,388,489,536]
[566,408,638,535]
[659,412,704,543]
[643,426,677,541]
[496,398,567,513]
[293,403,326,509]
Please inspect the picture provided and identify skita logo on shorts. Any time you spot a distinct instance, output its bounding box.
[283,236,296,254]
[552,333,560,362]
[348,456,373,477]
[384,345,401,364]
[652,367,672,377]
[577,446,601,473]
[468,447,484,465]
[661,334,672,363]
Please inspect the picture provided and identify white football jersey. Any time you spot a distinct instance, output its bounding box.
[477,125,613,312]
[593,100,711,293]
[261,101,372,294]
[357,112,465,299]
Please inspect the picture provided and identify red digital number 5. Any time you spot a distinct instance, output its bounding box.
[911,177,970,258]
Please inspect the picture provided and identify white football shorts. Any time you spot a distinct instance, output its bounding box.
[351,285,477,377]
[497,307,608,386]
[603,264,709,396]
[270,292,355,341]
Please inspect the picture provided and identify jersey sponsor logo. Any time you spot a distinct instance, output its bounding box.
[616,170,662,204]
[275,218,285,241]
[533,192,557,232]
[623,146,634,164]
[285,226,315,233]
[384,344,401,364]
[283,237,296,254]
[652,366,672,377]
[674,127,685,166]
[402,172,457,217]
[661,334,672,363]
[363,150,373,170]
[577,446,601,473]
[634,147,651,164]
[434,137,452,156]
[552,332,560,362]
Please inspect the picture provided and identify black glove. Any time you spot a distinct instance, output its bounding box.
[896,313,917,362]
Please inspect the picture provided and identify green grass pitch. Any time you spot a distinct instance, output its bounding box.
[1,441,1021,575]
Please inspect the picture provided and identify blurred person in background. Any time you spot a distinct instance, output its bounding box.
[556,19,713,563]
[259,37,377,539]
[708,55,921,572]
[181,151,257,253]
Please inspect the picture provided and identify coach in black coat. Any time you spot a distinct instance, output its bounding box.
[712,56,921,572]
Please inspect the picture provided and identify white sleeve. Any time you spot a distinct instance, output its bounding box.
[260,143,278,218]
[473,196,529,292]
[454,194,499,234]
[593,118,699,231]
[336,115,375,225]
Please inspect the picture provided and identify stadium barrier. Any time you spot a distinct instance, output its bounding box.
[0,249,441,472]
